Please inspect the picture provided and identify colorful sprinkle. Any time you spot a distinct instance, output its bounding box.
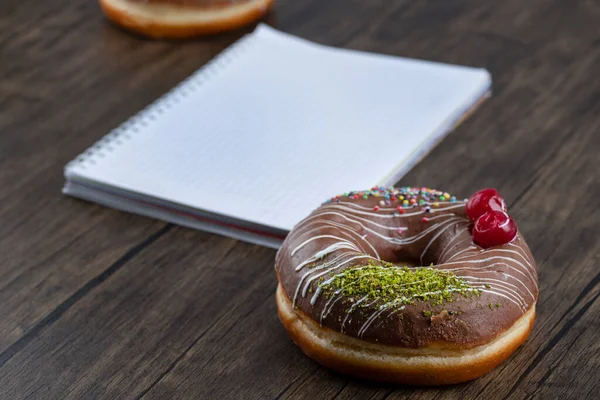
[422,217,429,223]
[321,187,461,210]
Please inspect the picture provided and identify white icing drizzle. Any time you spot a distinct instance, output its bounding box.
[420,213,458,222]
[419,220,462,264]
[442,255,537,284]
[313,219,380,257]
[291,235,355,256]
[295,242,359,271]
[488,249,537,276]
[446,247,479,261]
[301,255,375,297]
[293,254,373,306]
[445,262,536,301]
[293,210,422,245]
[341,295,369,333]
[438,231,471,262]
[320,289,344,324]
[356,287,483,338]
[478,288,524,309]
[391,217,463,245]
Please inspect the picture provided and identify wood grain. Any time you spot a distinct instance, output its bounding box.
[0,0,244,355]
[0,0,599,399]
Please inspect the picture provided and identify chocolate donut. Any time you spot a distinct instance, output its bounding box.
[275,187,538,385]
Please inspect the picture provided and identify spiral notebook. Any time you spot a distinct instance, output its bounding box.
[63,24,491,249]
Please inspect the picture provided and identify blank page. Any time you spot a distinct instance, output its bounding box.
[65,24,490,232]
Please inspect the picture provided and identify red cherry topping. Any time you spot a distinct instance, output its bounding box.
[466,188,506,221]
[472,210,517,248]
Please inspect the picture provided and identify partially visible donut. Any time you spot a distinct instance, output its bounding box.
[275,187,538,385]
[99,0,275,39]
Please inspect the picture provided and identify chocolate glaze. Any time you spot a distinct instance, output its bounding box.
[128,0,250,7]
[275,189,538,348]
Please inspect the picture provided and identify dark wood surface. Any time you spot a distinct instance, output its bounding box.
[1,0,599,398]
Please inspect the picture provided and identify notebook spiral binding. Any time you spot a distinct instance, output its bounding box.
[65,33,257,174]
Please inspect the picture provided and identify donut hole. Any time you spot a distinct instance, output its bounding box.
[375,247,437,268]
[368,224,472,268]
[389,257,420,268]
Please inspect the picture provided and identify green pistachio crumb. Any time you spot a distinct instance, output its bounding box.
[495,303,501,308]
[488,303,494,310]
[484,284,491,289]
[423,310,433,318]
[317,260,480,308]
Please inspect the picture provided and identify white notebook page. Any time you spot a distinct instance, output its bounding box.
[65,24,490,232]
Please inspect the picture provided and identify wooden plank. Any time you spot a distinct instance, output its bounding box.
[0,0,246,354]
[0,0,598,399]
[0,230,276,399]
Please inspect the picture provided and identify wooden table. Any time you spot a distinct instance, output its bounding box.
[1,0,599,398]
